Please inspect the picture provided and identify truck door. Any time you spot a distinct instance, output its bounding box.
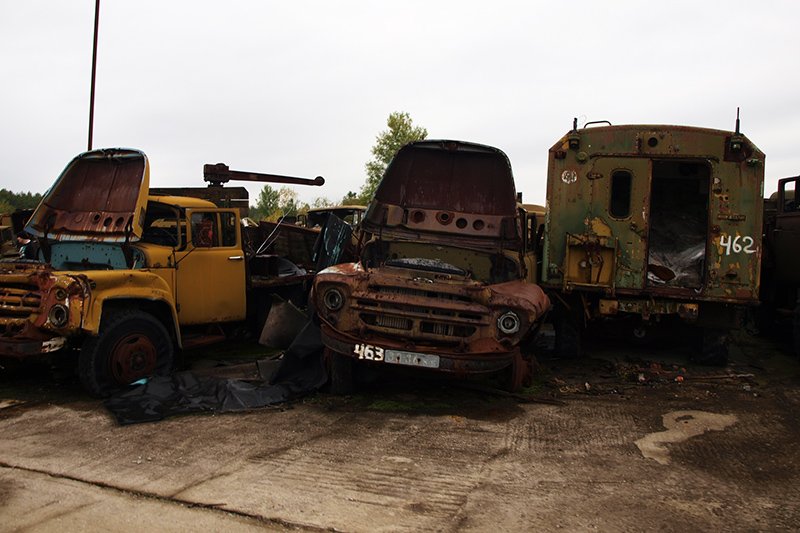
[174,209,247,325]
[588,157,650,290]
[773,177,800,285]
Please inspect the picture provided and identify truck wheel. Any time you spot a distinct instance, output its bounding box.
[79,310,174,397]
[691,328,729,367]
[326,347,354,395]
[554,312,582,358]
[502,349,533,392]
[793,303,800,358]
[630,323,653,346]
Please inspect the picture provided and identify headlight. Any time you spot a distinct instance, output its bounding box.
[48,304,69,328]
[497,311,520,335]
[323,287,345,311]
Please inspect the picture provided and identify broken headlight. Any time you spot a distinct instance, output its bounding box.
[497,310,521,335]
[323,287,345,311]
[48,304,69,328]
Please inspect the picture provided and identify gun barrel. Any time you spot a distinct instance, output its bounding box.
[204,163,325,187]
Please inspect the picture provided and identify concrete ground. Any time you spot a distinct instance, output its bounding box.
[1,331,799,532]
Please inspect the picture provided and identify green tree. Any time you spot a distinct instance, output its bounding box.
[0,189,43,212]
[361,111,427,201]
[250,184,280,220]
[341,191,360,205]
[311,196,333,209]
[277,187,299,218]
[0,200,13,215]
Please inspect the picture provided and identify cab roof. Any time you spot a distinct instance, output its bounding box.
[147,195,218,209]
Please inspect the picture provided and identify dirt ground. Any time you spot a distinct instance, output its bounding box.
[1,330,799,532]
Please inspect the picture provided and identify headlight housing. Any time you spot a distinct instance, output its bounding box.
[323,287,345,311]
[48,304,69,328]
[497,310,521,335]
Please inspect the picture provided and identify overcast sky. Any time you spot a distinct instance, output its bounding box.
[1,1,798,207]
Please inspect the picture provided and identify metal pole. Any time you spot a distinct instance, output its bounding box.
[88,0,100,151]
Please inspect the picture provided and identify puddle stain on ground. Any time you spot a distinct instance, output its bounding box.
[635,410,738,465]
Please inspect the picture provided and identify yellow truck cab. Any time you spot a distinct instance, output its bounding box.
[0,148,249,395]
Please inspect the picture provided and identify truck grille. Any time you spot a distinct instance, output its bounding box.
[0,285,42,317]
[374,285,472,303]
[353,282,487,342]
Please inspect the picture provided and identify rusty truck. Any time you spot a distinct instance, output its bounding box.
[297,205,366,229]
[0,148,327,395]
[760,175,800,355]
[542,120,765,363]
[312,140,550,393]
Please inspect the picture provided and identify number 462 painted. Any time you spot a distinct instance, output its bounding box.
[719,234,756,256]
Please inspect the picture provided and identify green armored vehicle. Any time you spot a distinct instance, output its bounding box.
[542,120,764,362]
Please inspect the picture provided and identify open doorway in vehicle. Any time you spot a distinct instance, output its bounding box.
[646,160,710,290]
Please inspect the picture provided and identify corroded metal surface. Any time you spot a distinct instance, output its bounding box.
[314,140,549,386]
[0,262,87,357]
[362,140,521,244]
[26,149,149,243]
[543,124,765,324]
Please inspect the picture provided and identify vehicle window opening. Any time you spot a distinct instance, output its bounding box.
[141,202,181,247]
[220,212,237,247]
[192,212,218,247]
[646,160,710,289]
[780,179,797,213]
[609,171,632,218]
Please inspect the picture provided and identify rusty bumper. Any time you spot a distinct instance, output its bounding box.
[320,322,514,375]
[0,336,66,358]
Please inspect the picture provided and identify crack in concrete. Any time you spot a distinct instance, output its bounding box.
[0,460,336,532]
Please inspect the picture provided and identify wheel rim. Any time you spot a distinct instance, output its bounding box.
[109,332,158,384]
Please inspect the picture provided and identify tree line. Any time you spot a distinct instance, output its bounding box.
[0,189,43,215]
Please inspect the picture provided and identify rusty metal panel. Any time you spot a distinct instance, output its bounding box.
[314,139,550,389]
[0,262,87,355]
[544,124,764,306]
[27,149,149,242]
[363,140,521,244]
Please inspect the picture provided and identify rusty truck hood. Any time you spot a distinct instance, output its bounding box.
[27,148,149,242]
[362,140,521,245]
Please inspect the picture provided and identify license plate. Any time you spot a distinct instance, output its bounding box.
[384,349,440,369]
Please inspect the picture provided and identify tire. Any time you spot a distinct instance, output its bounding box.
[326,347,354,395]
[793,303,800,358]
[79,310,174,397]
[502,349,533,392]
[554,310,582,359]
[691,327,729,367]
[630,323,653,347]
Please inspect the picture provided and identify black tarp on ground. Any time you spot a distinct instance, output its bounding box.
[103,319,326,425]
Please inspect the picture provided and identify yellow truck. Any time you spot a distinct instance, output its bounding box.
[0,148,324,395]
